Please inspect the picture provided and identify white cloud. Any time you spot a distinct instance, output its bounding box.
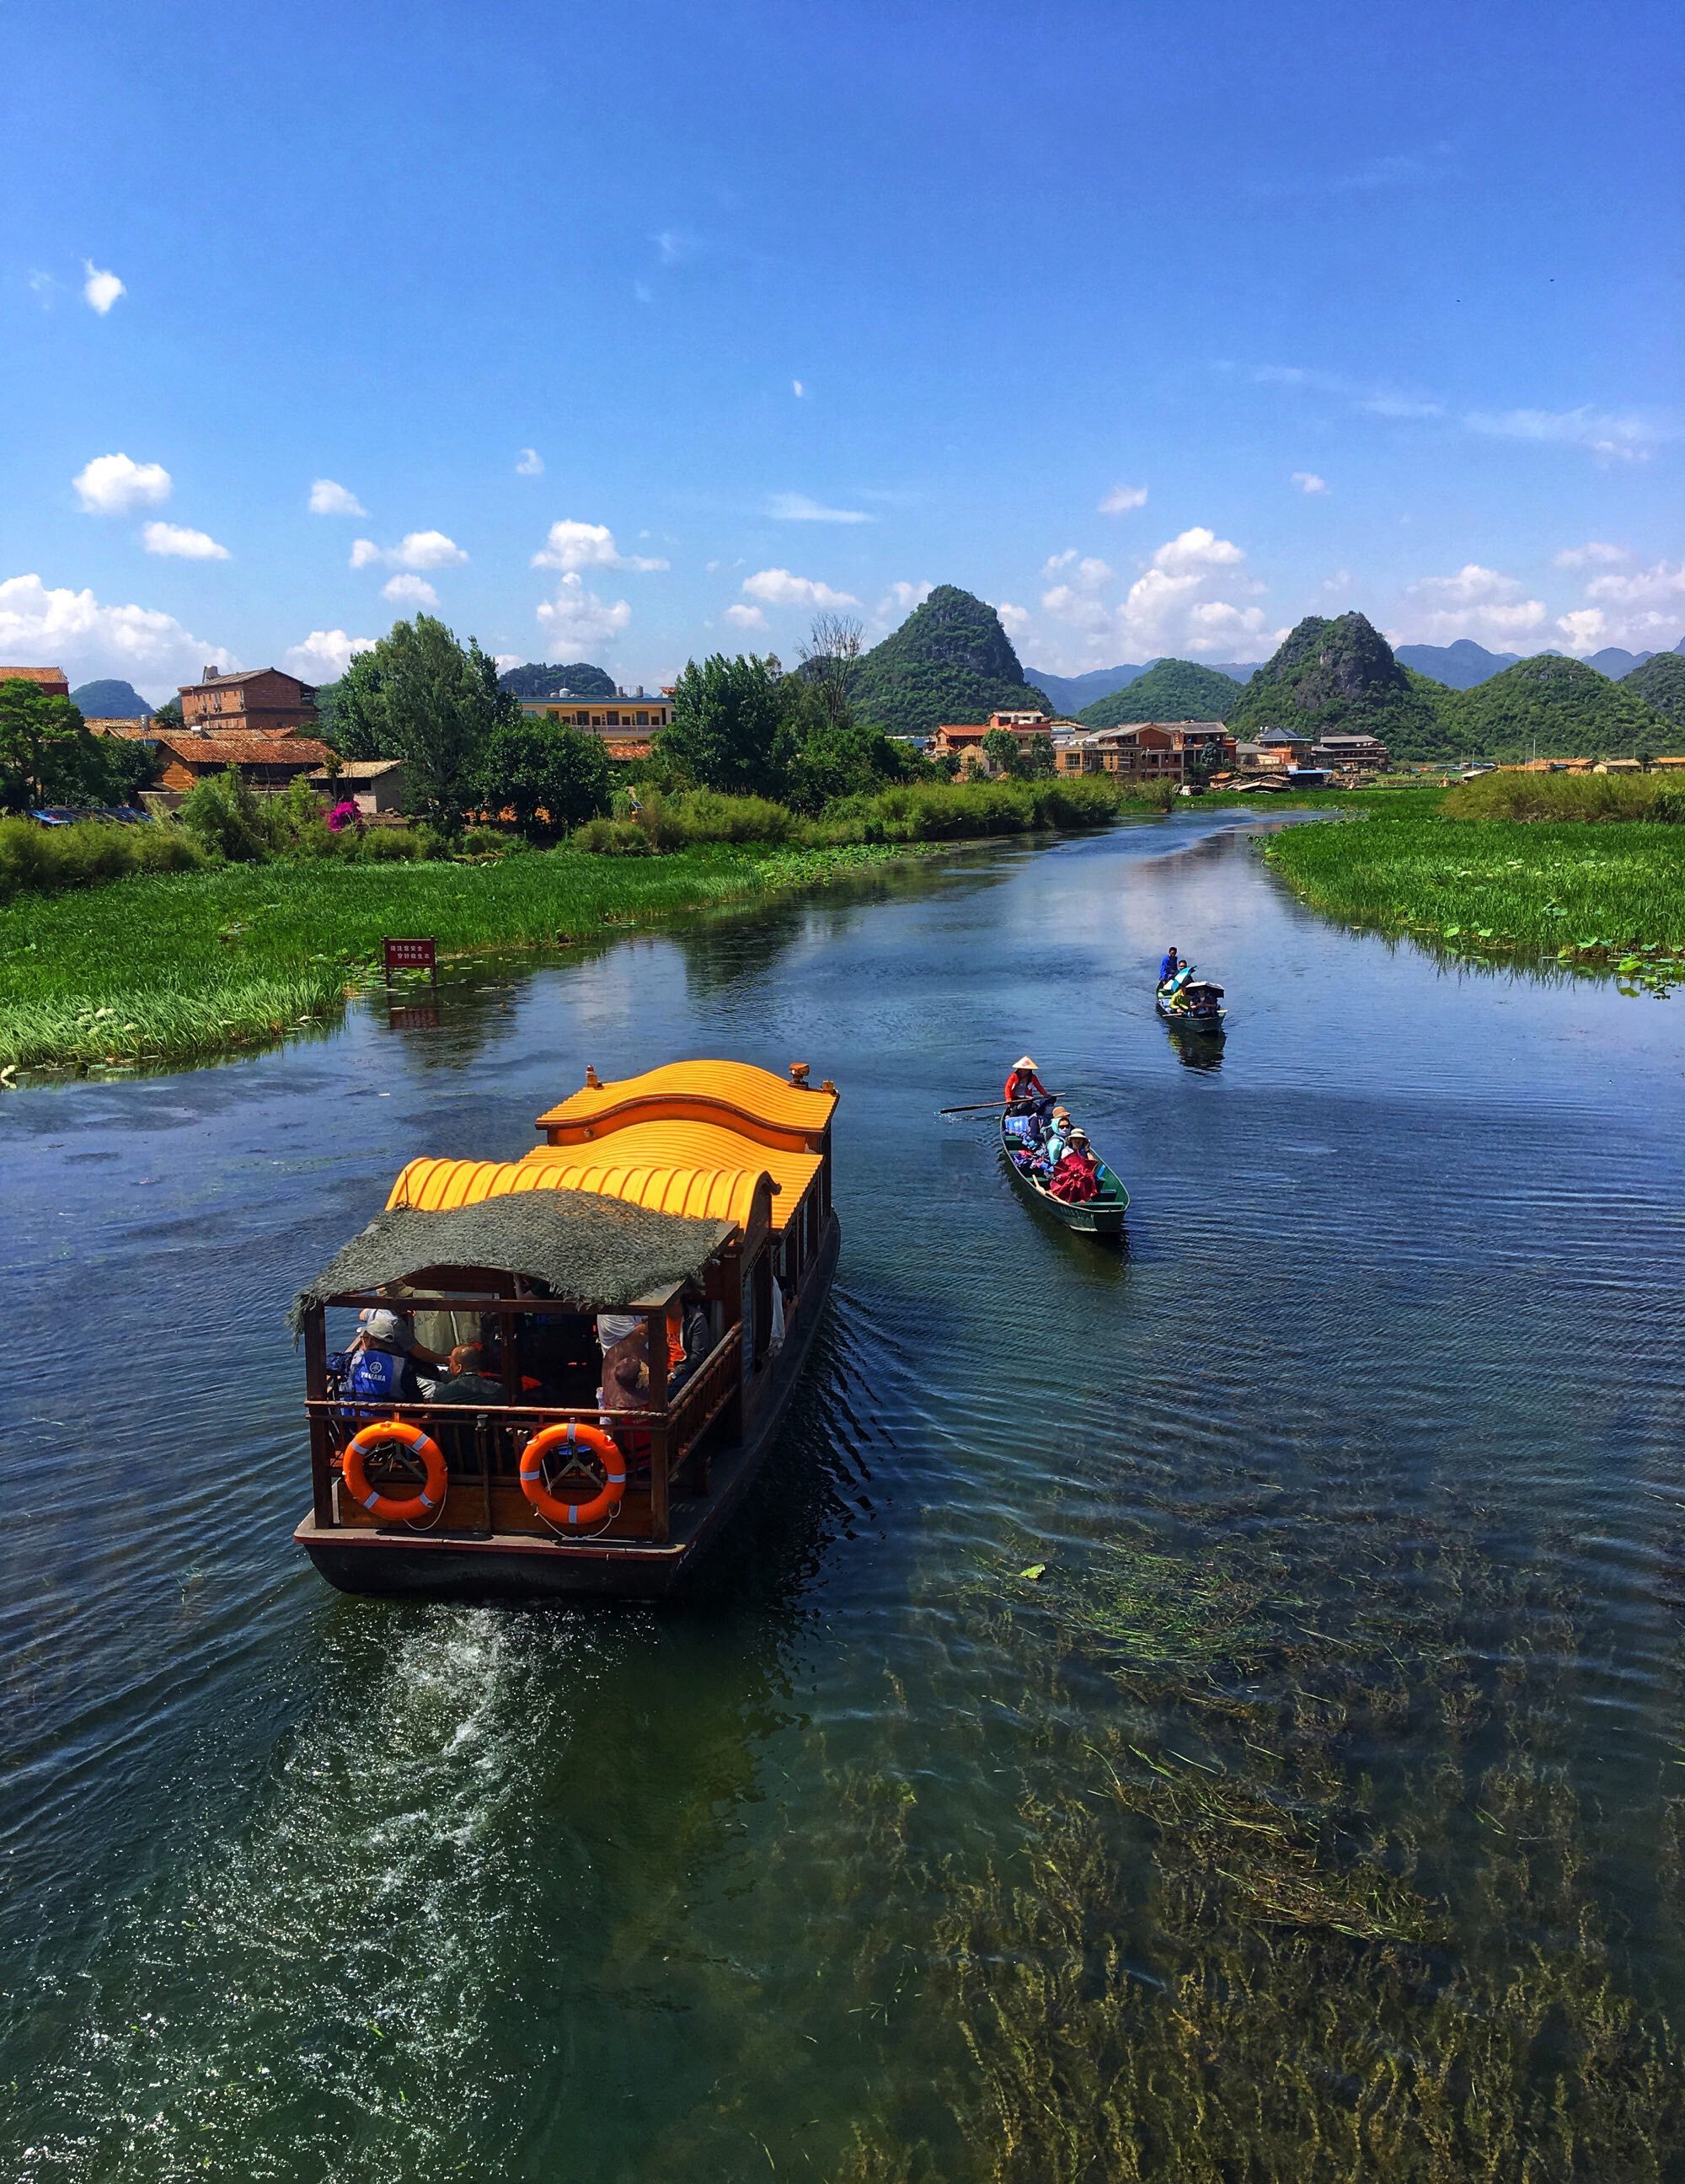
[996,601,1033,638]
[0,571,233,690]
[1184,600,1270,650]
[725,602,768,629]
[350,529,468,570]
[537,572,631,647]
[29,270,62,305]
[309,478,366,517]
[382,573,440,607]
[654,228,698,265]
[516,447,544,477]
[1463,406,1668,462]
[1584,559,1685,608]
[741,568,860,610]
[1401,564,1548,644]
[82,261,125,314]
[142,521,230,560]
[1152,527,1245,572]
[792,379,805,399]
[1097,484,1148,514]
[765,492,872,524]
[74,452,171,514]
[1554,610,1607,652]
[532,519,667,573]
[1040,552,1112,588]
[880,580,933,618]
[284,629,377,679]
[1291,471,1328,495]
[1554,541,1627,569]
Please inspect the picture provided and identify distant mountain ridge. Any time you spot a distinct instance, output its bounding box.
[1078,659,1244,727]
[1450,655,1677,760]
[1393,637,1682,688]
[1027,658,1260,714]
[851,586,1050,737]
[69,677,152,718]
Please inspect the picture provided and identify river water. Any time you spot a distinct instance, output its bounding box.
[3,810,1683,2182]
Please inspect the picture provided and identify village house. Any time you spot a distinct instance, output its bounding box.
[0,664,72,698]
[309,757,409,813]
[1246,725,1316,771]
[1054,721,1236,784]
[180,666,319,736]
[102,725,332,797]
[930,710,1059,772]
[1313,732,1391,773]
[518,686,673,763]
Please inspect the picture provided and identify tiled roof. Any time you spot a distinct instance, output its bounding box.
[157,733,331,766]
[308,758,404,779]
[180,667,313,690]
[0,665,69,686]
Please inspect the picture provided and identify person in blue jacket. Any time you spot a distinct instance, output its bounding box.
[1158,945,1181,988]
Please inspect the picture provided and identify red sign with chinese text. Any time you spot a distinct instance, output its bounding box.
[382,936,437,980]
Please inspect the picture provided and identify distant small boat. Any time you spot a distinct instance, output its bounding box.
[999,1116,1129,1236]
[1155,973,1226,1032]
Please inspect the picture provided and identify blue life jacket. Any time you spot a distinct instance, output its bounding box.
[345,1346,409,1402]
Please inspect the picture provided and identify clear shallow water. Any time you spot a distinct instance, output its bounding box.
[3,811,1684,2181]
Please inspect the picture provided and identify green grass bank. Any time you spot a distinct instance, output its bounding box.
[1262,788,1685,989]
[0,842,929,1074]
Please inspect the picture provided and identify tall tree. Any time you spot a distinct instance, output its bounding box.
[479,717,612,834]
[657,654,786,796]
[356,617,507,830]
[0,679,150,810]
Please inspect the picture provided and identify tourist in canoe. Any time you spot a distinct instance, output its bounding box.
[1158,945,1181,988]
[1048,1129,1101,1204]
[1003,1054,1050,1108]
[1037,1105,1073,1172]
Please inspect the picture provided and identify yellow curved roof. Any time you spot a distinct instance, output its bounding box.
[537,1058,836,1134]
[522,1122,816,1228]
[387,1155,768,1230]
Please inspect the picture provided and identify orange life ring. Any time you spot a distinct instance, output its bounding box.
[342,1419,447,1524]
[518,1421,628,1529]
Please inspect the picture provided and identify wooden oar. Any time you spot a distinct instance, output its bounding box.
[939,1095,1057,1116]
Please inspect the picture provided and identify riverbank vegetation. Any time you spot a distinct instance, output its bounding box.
[1263,787,1685,982]
[0,840,928,1073]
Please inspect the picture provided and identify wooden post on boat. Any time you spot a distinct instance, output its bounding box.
[645,1298,670,1543]
[304,1305,333,1526]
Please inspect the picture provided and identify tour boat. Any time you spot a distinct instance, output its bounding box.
[292,1058,839,1601]
[998,1115,1129,1237]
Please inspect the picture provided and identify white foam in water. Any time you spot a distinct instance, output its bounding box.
[16,1607,597,2182]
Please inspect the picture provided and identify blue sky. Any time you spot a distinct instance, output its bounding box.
[2,0,1680,699]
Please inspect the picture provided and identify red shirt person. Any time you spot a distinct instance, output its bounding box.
[1003,1054,1050,1105]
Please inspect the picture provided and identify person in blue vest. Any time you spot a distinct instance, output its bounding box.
[1158,945,1181,988]
[343,1306,450,1405]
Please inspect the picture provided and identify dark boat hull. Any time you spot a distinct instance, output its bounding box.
[294,1213,840,1603]
[999,1121,1128,1235]
[1155,998,1226,1031]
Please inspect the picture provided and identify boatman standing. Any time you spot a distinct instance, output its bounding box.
[1003,1053,1050,1108]
[1158,945,1181,988]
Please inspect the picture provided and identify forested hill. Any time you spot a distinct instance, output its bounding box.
[850,586,1050,736]
[1229,612,1456,762]
[69,677,152,717]
[1078,658,1242,727]
[497,661,616,699]
[1444,656,1677,760]
[1621,652,1685,728]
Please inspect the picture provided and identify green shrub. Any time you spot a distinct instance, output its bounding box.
[0,815,207,901]
[358,826,423,862]
[1442,769,1663,823]
[179,767,280,861]
[574,815,658,856]
[462,823,515,857]
[1644,785,1685,824]
[666,790,800,844]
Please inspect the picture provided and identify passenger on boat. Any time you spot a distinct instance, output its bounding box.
[1158,946,1181,988]
[1040,1105,1073,1170]
[1047,1131,1101,1203]
[1003,1055,1050,1110]
[343,1307,451,1403]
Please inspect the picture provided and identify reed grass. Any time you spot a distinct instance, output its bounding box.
[0,841,919,1072]
[1264,804,1685,981]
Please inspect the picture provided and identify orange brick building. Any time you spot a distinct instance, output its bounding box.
[180,666,318,736]
[0,665,72,698]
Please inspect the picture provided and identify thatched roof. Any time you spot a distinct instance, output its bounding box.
[291,1190,730,1330]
